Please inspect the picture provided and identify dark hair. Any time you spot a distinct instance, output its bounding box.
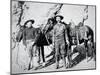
[24,19,34,27]
[47,18,55,24]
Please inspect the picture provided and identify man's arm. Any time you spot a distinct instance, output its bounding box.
[64,25,69,44]
[52,26,56,46]
[16,29,23,42]
[84,27,88,40]
[33,29,40,44]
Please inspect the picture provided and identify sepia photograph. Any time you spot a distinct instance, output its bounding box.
[11,0,96,74]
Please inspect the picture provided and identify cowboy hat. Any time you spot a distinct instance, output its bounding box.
[54,15,64,20]
[24,19,35,26]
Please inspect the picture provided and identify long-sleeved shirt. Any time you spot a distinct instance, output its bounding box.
[22,27,38,46]
[23,27,36,41]
[53,22,68,43]
[16,26,40,46]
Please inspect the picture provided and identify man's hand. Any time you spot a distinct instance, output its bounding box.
[66,40,69,45]
[52,42,55,47]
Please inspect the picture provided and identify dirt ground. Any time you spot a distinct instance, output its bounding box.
[11,42,96,74]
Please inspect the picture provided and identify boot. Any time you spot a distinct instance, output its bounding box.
[55,56,59,69]
[62,55,67,69]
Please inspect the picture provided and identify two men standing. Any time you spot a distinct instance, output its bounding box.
[16,14,69,70]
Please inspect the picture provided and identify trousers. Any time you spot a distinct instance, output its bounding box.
[54,39,67,68]
[55,39,66,56]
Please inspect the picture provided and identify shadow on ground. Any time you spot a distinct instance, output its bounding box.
[34,51,86,70]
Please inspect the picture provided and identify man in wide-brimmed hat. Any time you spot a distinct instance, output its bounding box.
[53,15,69,69]
[16,19,39,70]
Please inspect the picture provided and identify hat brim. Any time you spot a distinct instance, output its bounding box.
[24,19,35,26]
[54,15,64,20]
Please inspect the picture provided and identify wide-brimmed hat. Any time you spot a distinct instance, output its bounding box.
[24,19,35,26]
[54,15,64,20]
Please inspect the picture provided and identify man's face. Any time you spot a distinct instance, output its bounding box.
[56,16,61,22]
[26,22,32,28]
